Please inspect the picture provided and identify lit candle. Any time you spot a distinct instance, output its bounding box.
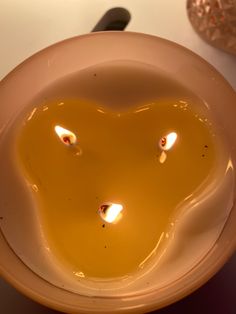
[0,31,235,314]
[14,97,223,279]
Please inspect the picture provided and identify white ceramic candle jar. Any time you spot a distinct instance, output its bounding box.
[0,32,236,313]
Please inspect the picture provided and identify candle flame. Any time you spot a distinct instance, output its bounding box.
[54,125,77,146]
[99,203,123,224]
[159,132,177,164]
[159,132,177,151]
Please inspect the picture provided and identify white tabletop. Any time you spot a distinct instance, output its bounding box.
[0,1,236,313]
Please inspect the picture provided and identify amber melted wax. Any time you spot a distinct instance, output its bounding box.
[16,98,216,278]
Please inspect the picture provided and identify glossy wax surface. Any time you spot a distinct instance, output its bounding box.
[16,98,216,278]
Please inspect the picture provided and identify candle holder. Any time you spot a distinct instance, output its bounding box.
[0,32,236,313]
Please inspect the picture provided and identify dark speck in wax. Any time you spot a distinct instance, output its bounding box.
[102,224,105,228]
[0,217,3,220]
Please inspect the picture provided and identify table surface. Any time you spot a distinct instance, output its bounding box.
[0,1,236,313]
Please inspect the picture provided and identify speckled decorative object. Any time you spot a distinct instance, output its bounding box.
[187,0,236,55]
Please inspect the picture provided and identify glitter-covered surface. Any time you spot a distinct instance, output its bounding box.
[187,0,236,55]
